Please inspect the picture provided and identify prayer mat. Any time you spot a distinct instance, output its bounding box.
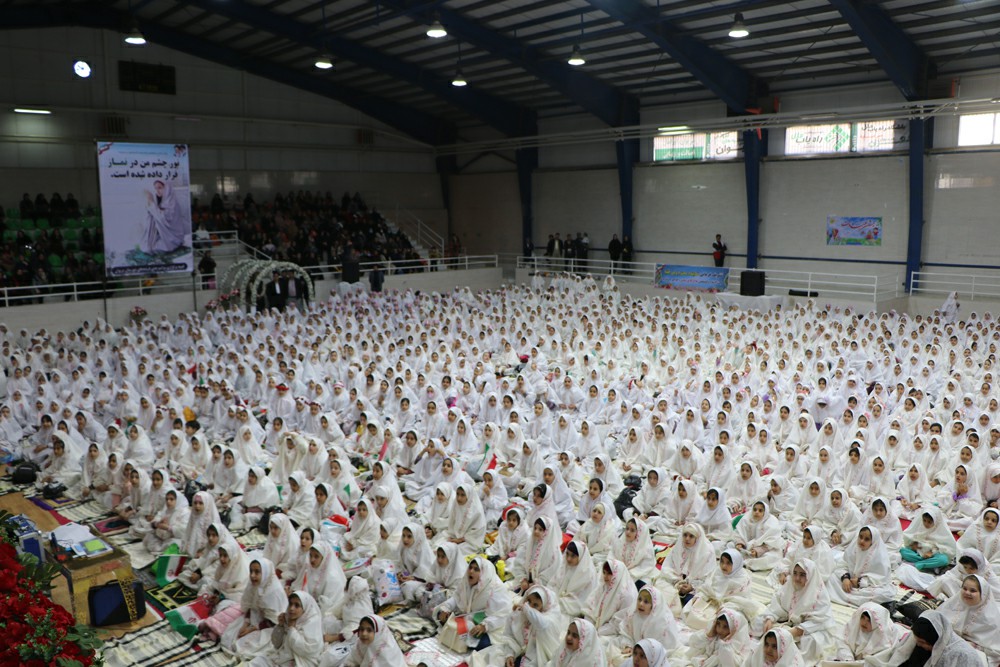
[236,529,267,550]
[0,478,32,496]
[56,499,112,524]
[101,619,198,667]
[95,516,132,535]
[382,605,440,653]
[119,540,158,570]
[147,579,200,616]
[406,637,469,667]
[29,493,80,511]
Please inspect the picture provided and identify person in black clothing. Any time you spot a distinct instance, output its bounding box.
[524,237,534,258]
[608,234,623,272]
[20,194,34,221]
[621,235,634,274]
[712,234,728,267]
[265,271,285,311]
[564,232,576,271]
[545,235,555,257]
[368,264,385,293]
[197,251,217,289]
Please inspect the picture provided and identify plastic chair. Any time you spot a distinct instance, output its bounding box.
[35,218,50,230]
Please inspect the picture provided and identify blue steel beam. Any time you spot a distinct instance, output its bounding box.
[179,0,537,138]
[585,0,764,113]
[378,0,640,129]
[516,148,538,249]
[828,0,933,100]
[743,129,766,269]
[616,139,639,241]
[906,118,927,291]
[0,3,456,147]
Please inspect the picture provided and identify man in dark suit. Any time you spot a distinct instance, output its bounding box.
[265,271,285,311]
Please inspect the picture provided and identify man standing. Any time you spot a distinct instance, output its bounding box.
[197,250,216,289]
[265,271,285,311]
[608,234,623,272]
[368,264,385,293]
[712,234,728,267]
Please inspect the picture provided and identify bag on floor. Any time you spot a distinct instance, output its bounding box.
[88,572,147,626]
[11,462,39,484]
[42,482,67,499]
[372,558,403,605]
[418,584,448,620]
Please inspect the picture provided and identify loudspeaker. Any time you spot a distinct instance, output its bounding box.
[740,270,765,296]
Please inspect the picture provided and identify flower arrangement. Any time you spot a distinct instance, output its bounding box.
[130,306,147,318]
[0,510,104,666]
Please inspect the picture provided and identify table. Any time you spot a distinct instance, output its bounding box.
[47,539,133,625]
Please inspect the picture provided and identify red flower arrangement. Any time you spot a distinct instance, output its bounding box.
[0,514,104,667]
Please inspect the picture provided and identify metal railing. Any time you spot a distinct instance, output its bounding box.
[516,255,900,303]
[731,269,901,303]
[516,256,656,283]
[0,273,221,308]
[391,205,445,252]
[911,271,1000,300]
[300,254,499,280]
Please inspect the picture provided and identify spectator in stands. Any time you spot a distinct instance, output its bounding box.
[20,193,34,220]
[65,193,80,218]
[34,193,49,220]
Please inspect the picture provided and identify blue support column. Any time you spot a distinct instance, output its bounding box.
[516,148,538,251]
[906,118,926,292]
[616,139,639,240]
[743,129,766,269]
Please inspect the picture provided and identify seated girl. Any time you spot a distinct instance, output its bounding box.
[479,469,509,528]
[827,525,896,607]
[492,585,566,667]
[229,466,280,533]
[247,591,323,667]
[587,560,637,645]
[435,557,511,652]
[220,558,287,657]
[612,517,659,586]
[893,464,935,521]
[936,574,1000,666]
[767,525,834,589]
[580,501,620,562]
[758,559,837,664]
[896,507,957,589]
[485,508,529,575]
[551,619,603,667]
[745,628,805,667]
[554,540,597,619]
[341,615,405,667]
[926,548,1000,601]
[862,497,903,566]
[938,464,984,533]
[570,478,614,536]
[684,550,761,630]
[281,471,317,528]
[513,516,563,595]
[290,542,346,643]
[142,487,190,555]
[654,478,703,542]
[832,602,908,667]
[957,508,1000,569]
[610,585,680,666]
[660,523,715,608]
[817,487,862,552]
[789,478,827,538]
[339,498,381,562]
[262,513,301,583]
[197,541,251,642]
[439,482,487,559]
[682,608,753,667]
[730,499,785,571]
[693,487,734,551]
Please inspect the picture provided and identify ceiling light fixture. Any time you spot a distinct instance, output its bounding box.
[657,125,690,132]
[452,69,467,87]
[568,44,585,67]
[73,60,93,78]
[124,21,146,45]
[314,53,334,70]
[427,19,447,39]
[728,13,749,39]
[13,108,52,115]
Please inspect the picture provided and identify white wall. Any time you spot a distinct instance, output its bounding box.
[924,151,1000,270]
[633,161,746,266]
[758,155,909,276]
[449,172,521,255]
[0,26,443,220]
[533,169,621,247]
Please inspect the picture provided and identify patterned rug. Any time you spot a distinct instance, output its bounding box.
[101,619,239,667]
[146,580,200,616]
[29,494,81,511]
[94,516,132,536]
[57,500,112,524]
[381,605,440,653]
[235,530,267,550]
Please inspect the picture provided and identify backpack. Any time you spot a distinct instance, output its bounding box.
[11,462,40,484]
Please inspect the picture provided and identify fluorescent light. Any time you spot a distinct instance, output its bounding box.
[729,13,749,39]
[73,60,92,79]
[426,20,447,39]
[452,69,467,87]
[13,108,52,115]
[567,44,585,67]
[657,125,690,132]
[314,54,334,70]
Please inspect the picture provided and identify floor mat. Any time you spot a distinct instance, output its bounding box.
[381,605,440,653]
[57,500,113,524]
[101,619,200,667]
[94,516,132,536]
[29,494,82,511]
[147,580,200,616]
[235,530,267,550]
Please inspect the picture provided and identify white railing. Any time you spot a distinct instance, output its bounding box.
[516,255,900,303]
[0,273,221,308]
[516,256,656,283]
[731,269,901,303]
[910,271,1000,300]
[300,254,499,280]
[392,205,445,252]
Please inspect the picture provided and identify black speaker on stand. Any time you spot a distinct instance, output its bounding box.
[740,270,765,296]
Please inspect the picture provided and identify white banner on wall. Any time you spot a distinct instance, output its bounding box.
[97,142,193,277]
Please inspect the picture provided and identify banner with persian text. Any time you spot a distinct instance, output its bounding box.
[655,264,730,291]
